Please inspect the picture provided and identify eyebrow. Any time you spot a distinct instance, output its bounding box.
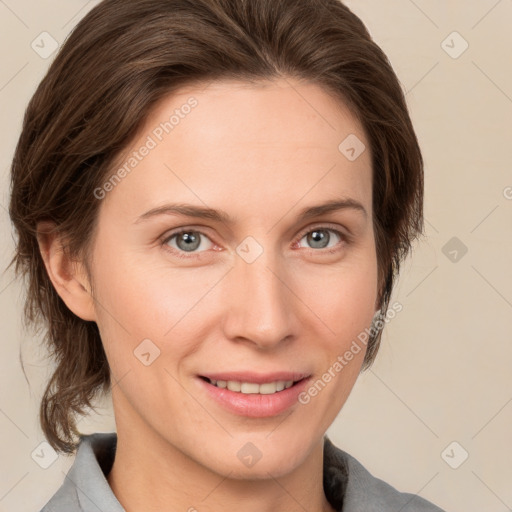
[134,198,367,225]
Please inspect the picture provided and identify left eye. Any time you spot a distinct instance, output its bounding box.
[164,230,213,254]
[297,228,343,250]
[161,226,345,258]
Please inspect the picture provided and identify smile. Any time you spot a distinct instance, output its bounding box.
[197,375,311,417]
[202,377,299,394]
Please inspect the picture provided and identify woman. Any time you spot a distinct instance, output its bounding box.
[8,0,447,510]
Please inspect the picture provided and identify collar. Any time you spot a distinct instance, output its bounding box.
[47,432,445,511]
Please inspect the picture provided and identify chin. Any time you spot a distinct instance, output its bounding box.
[203,435,313,480]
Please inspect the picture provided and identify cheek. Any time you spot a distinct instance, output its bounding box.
[92,227,378,369]
[295,254,378,338]
[91,247,218,371]
[310,265,377,387]
[91,238,183,328]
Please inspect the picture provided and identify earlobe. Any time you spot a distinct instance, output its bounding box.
[36,221,97,322]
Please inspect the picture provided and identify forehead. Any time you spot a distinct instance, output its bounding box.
[104,77,372,222]
[148,77,366,150]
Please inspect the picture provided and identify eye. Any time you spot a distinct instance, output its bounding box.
[161,229,214,259]
[161,225,348,260]
[295,226,346,254]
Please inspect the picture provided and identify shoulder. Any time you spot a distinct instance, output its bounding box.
[38,462,81,512]
[41,433,447,512]
[38,433,123,512]
[323,436,448,511]
[39,478,80,512]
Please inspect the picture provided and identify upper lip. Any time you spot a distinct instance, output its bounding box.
[199,371,311,384]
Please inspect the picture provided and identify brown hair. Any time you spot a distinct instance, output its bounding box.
[7,0,424,453]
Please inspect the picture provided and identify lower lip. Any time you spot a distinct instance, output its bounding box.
[197,376,311,418]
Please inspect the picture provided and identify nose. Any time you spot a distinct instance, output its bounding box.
[221,245,298,350]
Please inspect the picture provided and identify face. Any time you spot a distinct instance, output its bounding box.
[86,78,378,478]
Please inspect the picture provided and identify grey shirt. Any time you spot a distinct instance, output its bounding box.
[40,432,446,511]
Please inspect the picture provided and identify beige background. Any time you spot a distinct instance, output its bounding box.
[1,1,511,511]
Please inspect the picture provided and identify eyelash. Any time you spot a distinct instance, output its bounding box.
[160,224,350,260]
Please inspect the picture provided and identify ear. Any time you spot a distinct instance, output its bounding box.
[36,221,97,322]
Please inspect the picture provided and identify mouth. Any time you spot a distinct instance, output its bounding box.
[196,373,312,417]
[198,375,308,395]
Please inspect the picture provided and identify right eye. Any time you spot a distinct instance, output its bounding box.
[161,229,215,259]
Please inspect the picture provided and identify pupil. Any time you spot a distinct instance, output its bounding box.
[178,232,199,251]
[309,230,328,248]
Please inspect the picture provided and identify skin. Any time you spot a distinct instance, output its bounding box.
[38,77,379,512]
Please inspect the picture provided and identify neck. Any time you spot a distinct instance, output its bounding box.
[107,423,336,512]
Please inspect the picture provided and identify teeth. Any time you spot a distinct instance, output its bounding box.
[209,379,295,394]
[227,380,241,392]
